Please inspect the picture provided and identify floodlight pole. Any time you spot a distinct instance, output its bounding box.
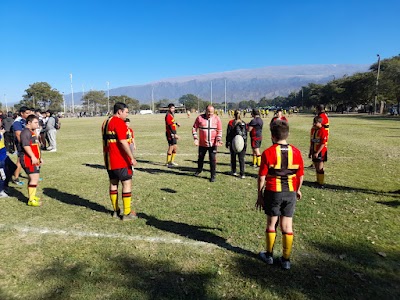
[224,79,227,113]
[107,81,110,114]
[374,54,381,114]
[70,73,74,114]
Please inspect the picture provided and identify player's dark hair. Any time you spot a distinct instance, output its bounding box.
[168,103,175,108]
[19,106,30,113]
[252,108,260,116]
[313,116,323,124]
[125,118,130,122]
[270,120,289,140]
[113,102,128,114]
[26,114,38,124]
[317,104,325,112]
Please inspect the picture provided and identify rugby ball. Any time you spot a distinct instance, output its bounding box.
[232,135,245,153]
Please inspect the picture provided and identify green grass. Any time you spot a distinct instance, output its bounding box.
[0,113,399,299]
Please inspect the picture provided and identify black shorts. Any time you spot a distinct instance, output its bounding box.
[312,151,328,162]
[107,167,133,181]
[251,139,262,149]
[20,155,40,175]
[166,133,177,145]
[264,191,296,217]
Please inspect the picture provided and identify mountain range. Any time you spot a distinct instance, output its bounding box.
[65,64,369,105]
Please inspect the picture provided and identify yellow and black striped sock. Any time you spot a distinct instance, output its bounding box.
[167,154,172,164]
[257,155,262,167]
[28,184,37,200]
[282,232,294,260]
[266,230,277,254]
[122,192,132,215]
[109,190,119,211]
[171,153,176,163]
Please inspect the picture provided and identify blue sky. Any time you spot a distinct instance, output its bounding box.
[0,0,399,104]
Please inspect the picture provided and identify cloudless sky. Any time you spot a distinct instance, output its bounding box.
[0,0,399,104]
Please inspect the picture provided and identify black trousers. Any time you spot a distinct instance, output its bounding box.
[230,144,246,176]
[4,132,15,153]
[197,146,217,176]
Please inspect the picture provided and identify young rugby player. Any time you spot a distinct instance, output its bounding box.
[20,115,42,206]
[247,109,264,167]
[309,116,328,187]
[256,120,304,270]
[165,103,180,167]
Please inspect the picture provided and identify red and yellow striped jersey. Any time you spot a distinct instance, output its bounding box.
[259,143,304,192]
[102,116,131,170]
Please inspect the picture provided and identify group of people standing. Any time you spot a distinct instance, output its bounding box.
[102,101,329,270]
[0,107,59,204]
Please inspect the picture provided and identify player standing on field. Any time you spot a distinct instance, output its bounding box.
[20,115,42,207]
[248,109,264,168]
[256,120,304,270]
[309,116,328,187]
[165,103,180,167]
[102,102,137,221]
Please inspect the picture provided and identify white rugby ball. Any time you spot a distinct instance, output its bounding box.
[232,135,245,153]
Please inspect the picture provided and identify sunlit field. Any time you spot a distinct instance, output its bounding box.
[0,112,399,300]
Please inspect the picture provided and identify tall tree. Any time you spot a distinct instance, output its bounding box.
[109,95,140,111]
[18,82,62,111]
[82,90,107,113]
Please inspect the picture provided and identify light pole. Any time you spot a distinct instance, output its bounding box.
[4,94,8,112]
[70,73,74,114]
[107,81,110,113]
[374,54,381,114]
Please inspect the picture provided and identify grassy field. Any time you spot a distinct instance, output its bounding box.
[0,112,399,300]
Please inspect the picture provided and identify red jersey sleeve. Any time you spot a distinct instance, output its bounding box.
[115,118,128,141]
[259,151,269,177]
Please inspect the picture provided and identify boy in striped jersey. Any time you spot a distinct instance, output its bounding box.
[256,120,304,270]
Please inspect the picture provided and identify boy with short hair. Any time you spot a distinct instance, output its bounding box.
[20,115,42,206]
[309,116,328,187]
[125,118,136,155]
[256,120,304,270]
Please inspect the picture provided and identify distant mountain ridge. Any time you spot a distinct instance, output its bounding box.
[65,64,369,105]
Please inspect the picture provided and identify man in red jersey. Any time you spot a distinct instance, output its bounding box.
[20,115,42,207]
[256,120,304,270]
[102,102,137,221]
[309,116,328,187]
[192,105,222,182]
[165,103,180,167]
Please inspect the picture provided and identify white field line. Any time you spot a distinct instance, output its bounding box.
[0,224,217,248]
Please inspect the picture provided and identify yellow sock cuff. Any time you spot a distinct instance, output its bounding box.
[110,190,119,211]
[122,192,132,215]
[257,155,261,167]
[282,232,294,260]
[28,184,37,201]
[266,230,277,254]
[171,153,176,162]
[167,154,172,164]
[253,156,257,165]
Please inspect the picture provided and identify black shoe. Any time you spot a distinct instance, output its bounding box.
[210,176,216,182]
[194,171,202,177]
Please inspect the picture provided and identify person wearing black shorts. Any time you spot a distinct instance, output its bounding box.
[248,109,263,167]
[165,103,180,167]
[256,120,304,270]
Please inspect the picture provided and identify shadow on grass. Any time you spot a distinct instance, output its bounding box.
[302,180,400,198]
[160,188,177,193]
[43,188,111,214]
[234,239,400,299]
[139,213,257,259]
[376,200,400,208]
[7,186,28,204]
[82,163,105,169]
[30,255,217,299]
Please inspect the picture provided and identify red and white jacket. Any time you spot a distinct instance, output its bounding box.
[192,114,222,147]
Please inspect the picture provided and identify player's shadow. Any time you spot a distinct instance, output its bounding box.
[233,239,400,299]
[83,163,105,169]
[7,186,28,204]
[302,180,400,198]
[134,167,196,178]
[43,188,111,214]
[160,188,177,193]
[376,200,400,208]
[139,213,257,259]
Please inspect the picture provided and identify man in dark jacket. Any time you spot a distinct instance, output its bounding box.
[2,112,15,154]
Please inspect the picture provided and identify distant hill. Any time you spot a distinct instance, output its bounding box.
[65,64,369,105]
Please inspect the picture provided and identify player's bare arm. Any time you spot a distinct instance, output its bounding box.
[23,145,39,165]
[256,175,266,210]
[119,139,137,166]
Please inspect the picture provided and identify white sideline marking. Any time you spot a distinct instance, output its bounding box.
[0,224,216,248]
